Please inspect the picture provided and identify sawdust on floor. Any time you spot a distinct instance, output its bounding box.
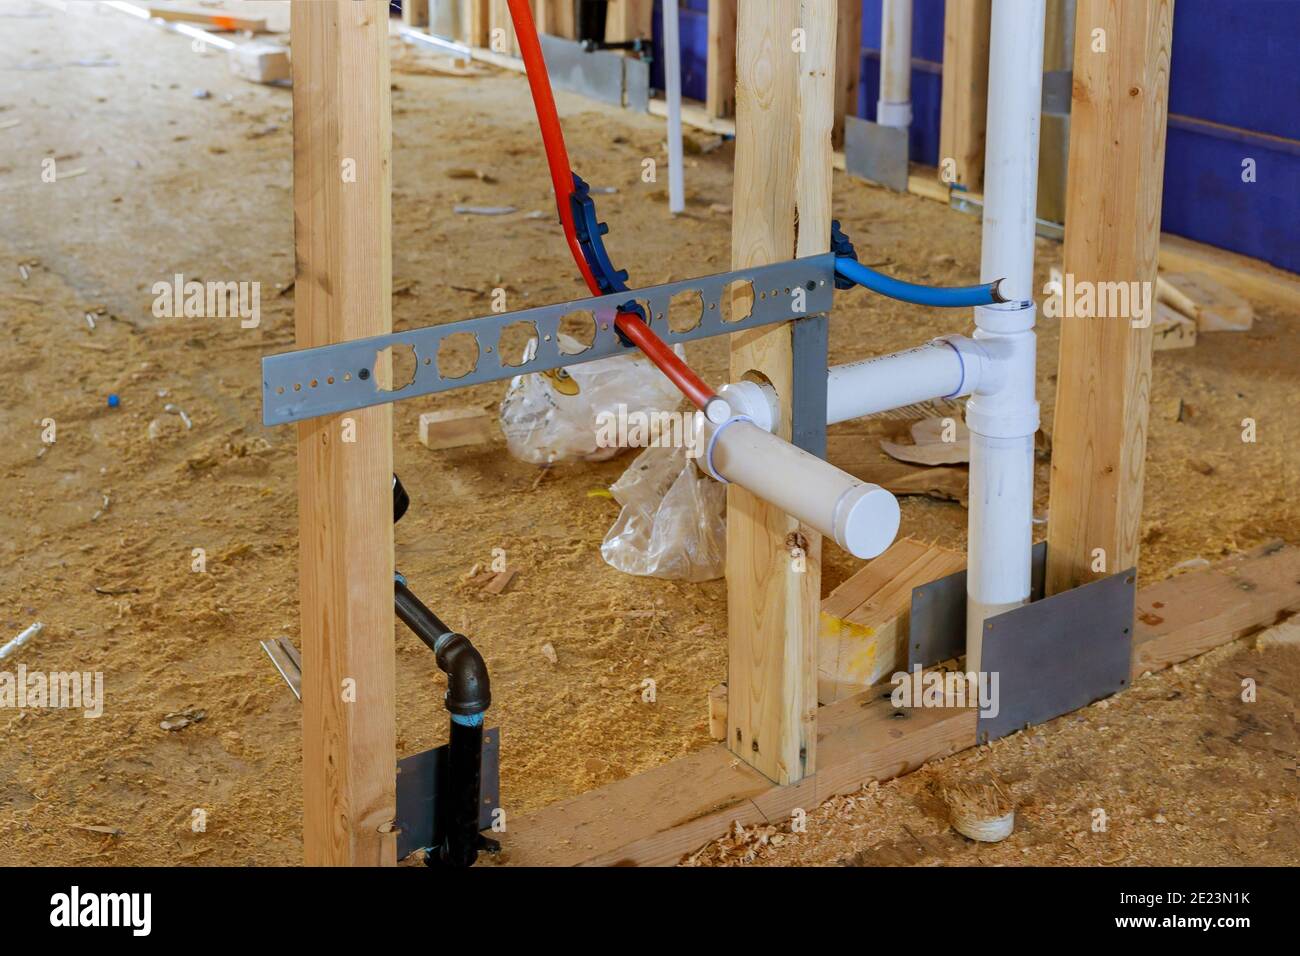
[0,2,1295,866]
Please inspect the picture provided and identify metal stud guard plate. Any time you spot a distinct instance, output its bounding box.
[261,255,835,426]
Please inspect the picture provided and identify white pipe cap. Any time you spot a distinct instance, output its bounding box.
[833,483,901,559]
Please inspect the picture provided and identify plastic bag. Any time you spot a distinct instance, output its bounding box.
[499,333,686,464]
[600,444,727,582]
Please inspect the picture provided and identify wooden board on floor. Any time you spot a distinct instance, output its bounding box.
[502,542,1300,866]
[1159,233,1300,313]
[141,3,268,32]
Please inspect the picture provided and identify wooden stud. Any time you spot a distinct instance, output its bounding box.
[938,0,991,190]
[726,0,835,786]
[1037,0,1073,223]
[402,0,430,29]
[832,0,862,148]
[536,0,575,38]
[1045,0,1175,596]
[291,0,397,867]
[461,0,491,47]
[608,0,653,43]
[705,0,737,119]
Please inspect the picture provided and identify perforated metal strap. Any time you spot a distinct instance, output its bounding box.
[261,255,835,426]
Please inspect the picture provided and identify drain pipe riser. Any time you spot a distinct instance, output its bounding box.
[978,1,1047,302]
[701,418,900,559]
[966,0,1046,669]
[877,0,914,128]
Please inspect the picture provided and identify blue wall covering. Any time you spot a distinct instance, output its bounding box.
[646,0,1298,273]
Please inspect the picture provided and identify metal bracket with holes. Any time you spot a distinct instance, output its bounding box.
[261,255,835,427]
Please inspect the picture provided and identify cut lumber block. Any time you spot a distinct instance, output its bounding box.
[418,408,496,449]
[818,538,965,704]
[1158,272,1254,332]
[141,4,268,32]
[228,41,290,84]
[501,542,1300,866]
[1151,300,1197,351]
[1159,233,1300,313]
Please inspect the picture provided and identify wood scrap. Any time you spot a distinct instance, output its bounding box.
[483,569,516,595]
[138,4,268,33]
[1157,271,1254,332]
[1152,299,1197,351]
[818,538,965,704]
[418,408,496,450]
[228,41,289,85]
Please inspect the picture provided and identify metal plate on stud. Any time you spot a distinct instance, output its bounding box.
[262,255,835,426]
[790,314,828,457]
[1041,69,1074,115]
[976,567,1136,743]
[624,56,650,112]
[908,541,1047,669]
[395,728,500,860]
[540,34,627,106]
[844,116,910,192]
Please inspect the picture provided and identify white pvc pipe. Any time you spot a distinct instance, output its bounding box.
[826,337,987,425]
[965,0,1046,673]
[877,0,913,128]
[663,0,685,214]
[701,419,900,559]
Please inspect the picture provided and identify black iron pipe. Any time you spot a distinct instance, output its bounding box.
[394,578,491,717]
[439,716,485,867]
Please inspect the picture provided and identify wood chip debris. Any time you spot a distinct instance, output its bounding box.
[160,707,207,732]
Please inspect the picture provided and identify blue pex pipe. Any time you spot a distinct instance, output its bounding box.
[834,257,1005,308]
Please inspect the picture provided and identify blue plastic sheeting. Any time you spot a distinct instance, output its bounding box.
[645,0,1298,273]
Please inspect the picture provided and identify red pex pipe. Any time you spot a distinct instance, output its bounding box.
[505,0,718,413]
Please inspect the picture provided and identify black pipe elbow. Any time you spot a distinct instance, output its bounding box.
[435,632,490,717]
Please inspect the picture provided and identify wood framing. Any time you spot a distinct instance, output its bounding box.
[608,0,653,43]
[402,0,430,29]
[461,0,491,47]
[705,0,737,119]
[832,0,863,148]
[726,0,835,786]
[1037,0,1074,223]
[502,541,1300,865]
[1045,0,1175,596]
[938,0,991,190]
[291,0,397,867]
[536,0,574,38]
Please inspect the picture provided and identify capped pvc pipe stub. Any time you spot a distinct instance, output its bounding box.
[833,483,901,559]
